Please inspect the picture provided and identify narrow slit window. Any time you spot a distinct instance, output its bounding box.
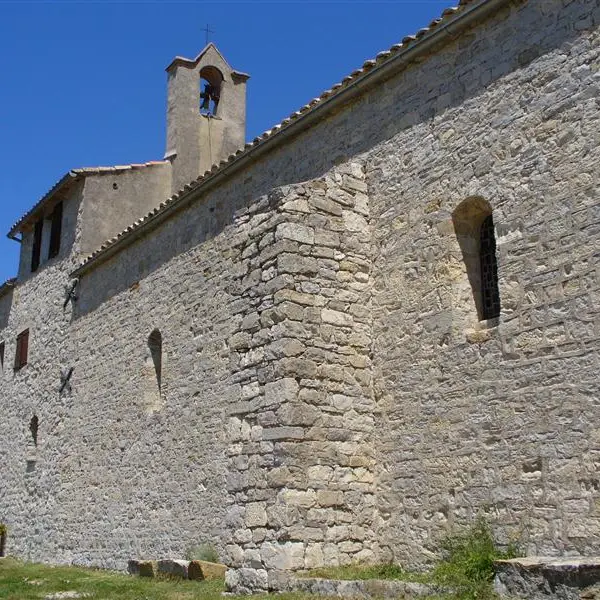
[0,341,5,372]
[31,219,43,272]
[29,415,38,447]
[14,329,29,371]
[148,330,162,393]
[48,202,63,259]
[480,214,500,320]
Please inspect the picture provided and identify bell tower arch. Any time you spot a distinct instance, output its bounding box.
[165,44,249,193]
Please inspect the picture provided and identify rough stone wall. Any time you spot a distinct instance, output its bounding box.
[368,0,600,567]
[0,0,598,591]
[222,164,377,593]
[0,188,83,562]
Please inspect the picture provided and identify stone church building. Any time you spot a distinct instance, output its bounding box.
[1,0,599,593]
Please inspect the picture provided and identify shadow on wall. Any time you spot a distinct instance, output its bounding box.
[72,0,582,318]
[71,184,280,319]
[0,289,14,330]
[17,181,84,284]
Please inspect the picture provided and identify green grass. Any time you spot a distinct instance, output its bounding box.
[306,518,520,600]
[0,557,314,600]
[0,519,518,600]
[303,563,430,584]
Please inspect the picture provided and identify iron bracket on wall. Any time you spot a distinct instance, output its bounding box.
[60,367,74,394]
[63,279,79,309]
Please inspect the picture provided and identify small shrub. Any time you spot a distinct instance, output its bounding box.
[432,517,519,600]
[0,523,7,536]
[185,542,220,563]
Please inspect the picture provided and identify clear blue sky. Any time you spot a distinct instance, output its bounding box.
[0,0,450,283]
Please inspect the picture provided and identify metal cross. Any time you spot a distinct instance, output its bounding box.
[203,24,214,45]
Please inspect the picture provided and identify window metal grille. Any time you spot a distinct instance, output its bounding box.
[479,214,500,320]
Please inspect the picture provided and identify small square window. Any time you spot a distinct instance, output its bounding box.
[14,329,29,371]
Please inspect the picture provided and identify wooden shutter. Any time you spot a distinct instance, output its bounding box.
[48,202,63,259]
[14,329,29,370]
[31,219,43,272]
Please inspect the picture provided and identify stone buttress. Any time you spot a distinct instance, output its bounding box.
[222,163,378,593]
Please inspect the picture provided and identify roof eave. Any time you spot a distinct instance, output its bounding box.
[0,278,17,298]
[7,171,78,239]
[72,0,508,279]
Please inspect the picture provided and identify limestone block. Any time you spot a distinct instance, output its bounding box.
[229,331,251,350]
[342,210,369,232]
[322,308,354,327]
[157,559,189,578]
[353,548,376,563]
[276,357,318,379]
[188,559,228,580]
[262,426,304,441]
[261,542,305,570]
[310,196,343,216]
[326,187,355,207]
[276,223,315,245]
[282,301,309,322]
[241,312,260,332]
[266,502,299,528]
[276,402,320,426]
[277,253,318,274]
[225,568,269,594]
[263,378,299,407]
[245,502,268,527]
[317,490,344,507]
[268,569,293,592]
[274,288,317,306]
[127,560,142,575]
[135,560,158,577]
[224,544,244,568]
[265,338,305,359]
[315,230,341,248]
[308,465,334,485]
[305,543,325,569]
[279,488,317,508]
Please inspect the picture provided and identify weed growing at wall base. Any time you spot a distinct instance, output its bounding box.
[432,517,519,600]
[184,542,220,563]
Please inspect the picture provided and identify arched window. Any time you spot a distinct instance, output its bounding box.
[199,66,224,116]
[148,330,162,393]
[452,197,500,321]
[143,329,164,414]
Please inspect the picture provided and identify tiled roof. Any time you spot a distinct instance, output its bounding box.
[7,161,168,239]
[0,278,16,298]
[70,0,501,275]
